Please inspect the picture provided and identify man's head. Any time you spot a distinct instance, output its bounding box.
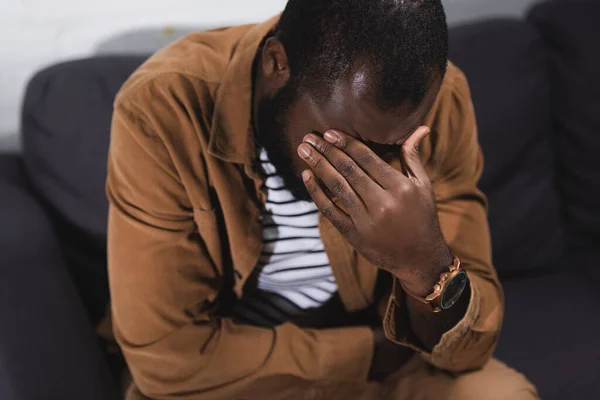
[253,0,448,200]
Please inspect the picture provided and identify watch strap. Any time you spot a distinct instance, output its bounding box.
[400,257,462,313]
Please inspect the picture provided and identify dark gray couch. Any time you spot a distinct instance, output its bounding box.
[1,1,599,399]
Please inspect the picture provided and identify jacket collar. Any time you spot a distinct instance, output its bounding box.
[208,15,280,165]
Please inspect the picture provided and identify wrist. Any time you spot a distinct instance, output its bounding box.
[398,247,454,297]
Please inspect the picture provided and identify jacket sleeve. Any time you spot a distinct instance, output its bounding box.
[382,67,504,373]
[107,97,373,400]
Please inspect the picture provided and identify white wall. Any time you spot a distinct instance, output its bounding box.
[0,0,540,152]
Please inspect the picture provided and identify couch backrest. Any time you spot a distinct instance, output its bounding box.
[449,19,565,274]
[529,0,600,249]
[21,56,147,322]
[22,56,147,239]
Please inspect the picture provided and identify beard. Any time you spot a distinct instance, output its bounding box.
[255,82,313,202]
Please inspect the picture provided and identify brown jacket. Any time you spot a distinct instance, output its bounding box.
[106,15,503,400]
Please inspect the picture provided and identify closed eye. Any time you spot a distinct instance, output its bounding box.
[365,141,402,156]
[311,130,401,156]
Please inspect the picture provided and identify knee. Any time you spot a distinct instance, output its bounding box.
[450,360,539,400]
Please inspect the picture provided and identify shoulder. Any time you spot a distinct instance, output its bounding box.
[433,62,472,114]
[114,23,255,116]
[423,61,475,142]
[442,62,469,91]
[422,62,480,182]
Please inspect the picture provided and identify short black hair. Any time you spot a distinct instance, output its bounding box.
[275,0,448,110]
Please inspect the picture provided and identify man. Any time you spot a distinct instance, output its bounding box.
[107,0,538,399]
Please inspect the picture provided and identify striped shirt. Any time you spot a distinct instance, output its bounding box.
[231,148,338,327]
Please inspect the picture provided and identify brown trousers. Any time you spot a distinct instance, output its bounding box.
[315,356,539,400]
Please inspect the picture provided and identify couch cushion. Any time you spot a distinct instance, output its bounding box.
[449,20,564,274]
[571,249,600,292]
[20,56,147,322]
[529,0,600,248]
[0,179,62,265]
[0,180,117,400]
[0,154,27,189]
[496,267,600,400]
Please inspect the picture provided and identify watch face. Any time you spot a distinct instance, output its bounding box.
[440,271,468,310]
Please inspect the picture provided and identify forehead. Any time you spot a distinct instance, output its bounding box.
[297,69,439,145]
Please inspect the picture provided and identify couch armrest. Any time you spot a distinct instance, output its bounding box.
[0,180,116,400]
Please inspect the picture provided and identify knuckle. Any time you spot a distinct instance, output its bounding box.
[311,156,323,169]
[397,180,413,193]
[375,164,394,181]
[320,203,334,219]
[357,149,375,164]
[356,149,376,166]
[317,141,334,156]
[328,179,345,195]
[338,160,358,177]
[352,174,369,191]
[334,220,351,235]
[375,199,396,217]
[377,205,389,217]
[307,182,319,196]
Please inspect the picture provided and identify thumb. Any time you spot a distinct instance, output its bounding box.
[401,126,430,180]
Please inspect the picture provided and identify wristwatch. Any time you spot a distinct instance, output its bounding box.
[401,257,468,313]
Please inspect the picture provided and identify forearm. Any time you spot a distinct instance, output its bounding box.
[119,319,374,399]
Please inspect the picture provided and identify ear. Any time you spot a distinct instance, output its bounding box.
[261,37,291,88]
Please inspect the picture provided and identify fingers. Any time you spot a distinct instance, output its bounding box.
[301,169,355,236]
[400,126,430,184]
[302,133,382,202]
[322,130,398,188]
[297,141,366,214]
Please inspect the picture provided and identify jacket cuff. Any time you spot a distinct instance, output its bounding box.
[383,273,480,362]
[319,326,373,381]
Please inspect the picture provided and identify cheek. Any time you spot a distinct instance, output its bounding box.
[284,104,330,175]
[288,136,308,175]
[282,121,311,166]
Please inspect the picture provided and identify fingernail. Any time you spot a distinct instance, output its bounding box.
[302,170,311,182]
[298,144,312,159]
[303,134,317,146]
[324,130,339,143]
[420,127,431,136]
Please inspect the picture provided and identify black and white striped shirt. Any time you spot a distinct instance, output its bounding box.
[231,148,338,327]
